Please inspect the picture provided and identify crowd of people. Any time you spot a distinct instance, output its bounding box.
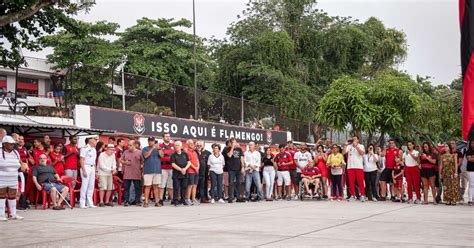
[0,127,473,221]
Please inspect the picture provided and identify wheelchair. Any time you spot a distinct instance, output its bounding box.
[298,178,322,201]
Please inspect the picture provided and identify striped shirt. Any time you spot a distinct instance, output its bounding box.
[0,148,20,188]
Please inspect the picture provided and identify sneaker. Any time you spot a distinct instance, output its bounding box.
[332,196,337,201]
[293,195,299,200]
[407,199,413,204]
[0,216,7,221]
[10,215,24,220]
[193,200,200,206]
[200,199,210,204]
[337,197,342,202]
[89,205,97,208]
[218,199,225,203]
[468,201,473,206]
[360,196,366,203]
[185,199,192,206]
[154,202,161,207]
[135,202,142,207]
[414,199,422,205]
[348,196,356,202]
[286,196,292,201]
[80,205,87,209]
[210,199,215,204]
[159,199,164,206]
[372,198,378,202]
[124,202,130,207]
[143,203,149,208]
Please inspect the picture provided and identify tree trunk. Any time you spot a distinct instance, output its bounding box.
[0,0,57,27]
[366,132,374,147]
[377,132,386,148]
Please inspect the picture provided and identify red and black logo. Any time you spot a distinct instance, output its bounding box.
[133,114,145,135]
[266,130,272,144]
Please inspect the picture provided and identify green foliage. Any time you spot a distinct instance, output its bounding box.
[119,17,215,95]
[212,0,407,129]
[317,70,462,143]
[41,20,121,106]
[0,0,93,68]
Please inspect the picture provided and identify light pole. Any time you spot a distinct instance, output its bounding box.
[193,0,198,120]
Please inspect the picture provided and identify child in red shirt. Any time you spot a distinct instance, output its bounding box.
[392,156,405,202]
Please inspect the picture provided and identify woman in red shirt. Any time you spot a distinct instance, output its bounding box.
[315,145,329,199]
[420,142,437,205]
[50,144,65,177]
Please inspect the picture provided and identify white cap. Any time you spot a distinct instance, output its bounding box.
[2,136,15,144]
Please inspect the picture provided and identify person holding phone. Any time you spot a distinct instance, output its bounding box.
[343,135,366,202]
[315,145,329,200]
[363,144,379,201]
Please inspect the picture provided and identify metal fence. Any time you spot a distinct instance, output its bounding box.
[63,65,319,142]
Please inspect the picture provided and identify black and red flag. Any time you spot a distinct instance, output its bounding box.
[460,0,474,140]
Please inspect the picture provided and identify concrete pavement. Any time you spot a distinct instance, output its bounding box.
[1,200,473,247]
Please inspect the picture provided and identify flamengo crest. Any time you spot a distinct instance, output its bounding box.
[133,114,146,135]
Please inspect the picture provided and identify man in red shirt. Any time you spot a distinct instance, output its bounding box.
[63,135,80,188]
[33,138,51,166]
[286,141,299,200]
[379,139,401,201]
[274,144,293,200]
[159,133,175,205]
[185,139,200,205]
[301,160,321,197]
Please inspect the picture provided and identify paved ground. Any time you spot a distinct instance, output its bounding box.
[1,200,473,247]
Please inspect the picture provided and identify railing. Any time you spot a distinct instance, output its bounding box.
[59,65,319,142]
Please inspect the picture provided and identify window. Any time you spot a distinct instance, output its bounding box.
[16,77,38,97]
[0,75,6,93]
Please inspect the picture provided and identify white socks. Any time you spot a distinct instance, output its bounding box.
[8,199,16,217]
[0,198,5,218]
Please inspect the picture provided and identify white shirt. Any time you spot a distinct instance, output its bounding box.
[363,154,379,172]
[294,151,313,173]
[80,144,97,166]
[208,153,225,174]
[97,152,117,176]
[403,150,419,167]
[345,144,365,169]
[0,149,20,188]
[244,150,262,171]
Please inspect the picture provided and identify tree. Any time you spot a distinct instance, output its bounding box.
[0,0,93,68]
[119,18,215,89]
[41,20,122,106]
[212,0,408,141]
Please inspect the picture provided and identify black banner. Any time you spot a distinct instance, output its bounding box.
[90,107,288,144]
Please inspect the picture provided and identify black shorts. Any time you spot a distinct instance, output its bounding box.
[289,169,297,184]
[379,168,393,182]
[187,174,198,185]
[421,168,436,179]
[295,172,302,186]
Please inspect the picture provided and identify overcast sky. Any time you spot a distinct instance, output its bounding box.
[24,0,459,85]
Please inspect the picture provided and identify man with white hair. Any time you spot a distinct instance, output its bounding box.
[0,136,26,220]
[170,141,192,206]
[244,142,263,201]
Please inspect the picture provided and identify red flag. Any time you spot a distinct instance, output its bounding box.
[461,0,474,140]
